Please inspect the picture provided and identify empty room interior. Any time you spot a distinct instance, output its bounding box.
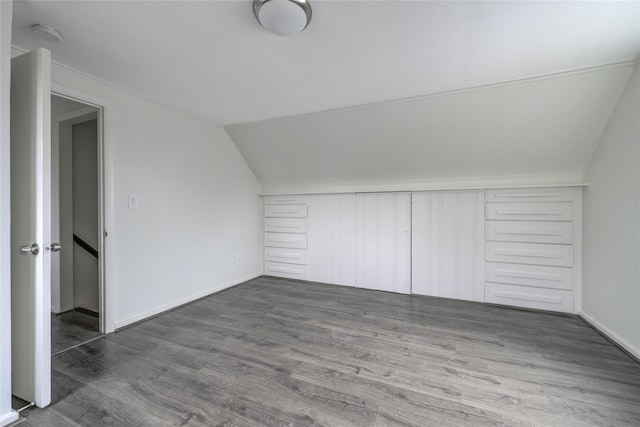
[1,1,639,426]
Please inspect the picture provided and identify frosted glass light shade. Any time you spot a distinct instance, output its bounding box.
[31,24,63,43]
[254,0,312,36]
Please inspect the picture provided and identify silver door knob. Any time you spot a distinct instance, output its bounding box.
[50,243,61,252]
[20,243,39,256]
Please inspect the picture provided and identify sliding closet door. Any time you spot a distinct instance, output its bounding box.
[307,194,357,286]
[412,191,485,302]
[356,193,411,294]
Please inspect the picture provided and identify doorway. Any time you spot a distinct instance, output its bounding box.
[12,94,106,413]
[10,48,108,412]
[50,95,102,355]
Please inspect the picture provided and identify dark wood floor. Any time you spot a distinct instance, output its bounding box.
[51,310,101,355]
[13,276,640,426]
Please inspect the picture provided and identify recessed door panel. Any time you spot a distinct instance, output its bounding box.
[355,193,411,294]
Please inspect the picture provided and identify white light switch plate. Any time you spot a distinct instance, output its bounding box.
[128,195,138,209]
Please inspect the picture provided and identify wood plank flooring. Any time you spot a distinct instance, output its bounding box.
[51,310,101,355]
[14,276,640,426]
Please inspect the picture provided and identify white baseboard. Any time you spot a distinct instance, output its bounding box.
[114,272,262,330]
[579,311,640,361]
[0,410,19,427]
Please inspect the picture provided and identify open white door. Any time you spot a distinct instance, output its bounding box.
[10,48,52,407]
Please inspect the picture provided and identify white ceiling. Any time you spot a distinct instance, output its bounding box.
[228,64,634,193]
[12,1,640,192]
[11,1,640,126]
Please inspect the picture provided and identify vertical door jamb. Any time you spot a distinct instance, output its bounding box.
[50,88,109,334]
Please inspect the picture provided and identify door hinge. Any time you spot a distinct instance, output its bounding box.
[104,230,108,238]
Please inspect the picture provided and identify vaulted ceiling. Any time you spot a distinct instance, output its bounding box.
[228,64,634,193]
[11,1,640,191]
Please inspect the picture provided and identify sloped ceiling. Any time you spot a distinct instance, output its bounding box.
[228,64,635,193]
[11,1,640,192]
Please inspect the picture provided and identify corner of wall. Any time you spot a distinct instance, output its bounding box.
[581,62,640,358]
[0,2,19,424]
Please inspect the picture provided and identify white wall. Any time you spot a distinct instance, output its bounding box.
[51,99,96,313]
[72,118,99,312]
[0,3,18,425]
[48,64,263,332]
[582,63,640,359]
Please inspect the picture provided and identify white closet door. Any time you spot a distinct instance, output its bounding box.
[356,193,411,294]
[307,194,357,286]
[412,191,485,302]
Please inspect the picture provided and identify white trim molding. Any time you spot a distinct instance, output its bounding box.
[0,1,13,423]
[114,272,263,330]
[13,46,221,128]
[231,59,638,127]
[261,173,586,196]
[572,187,583,314]
[579,311,640,362]
[0,410,19,427]
[51,83,109,109]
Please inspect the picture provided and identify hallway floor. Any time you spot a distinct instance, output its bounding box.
[51,310,101,355]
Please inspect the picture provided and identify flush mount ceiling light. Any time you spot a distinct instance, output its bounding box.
[253,0,312,36]
[31,24,63,43]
